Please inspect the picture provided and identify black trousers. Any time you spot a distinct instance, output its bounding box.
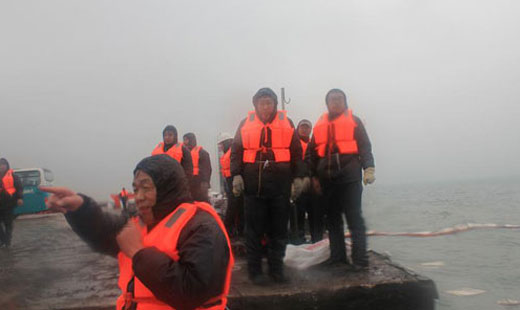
[120,197,128,211]
[0,205,15,246]
[223,177,244,238]
[290,192,324,243]
[244,194,289,277]
[322,180,368,266]
[190,179,209,202]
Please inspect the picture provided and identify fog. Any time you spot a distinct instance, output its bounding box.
[1,0,519,200]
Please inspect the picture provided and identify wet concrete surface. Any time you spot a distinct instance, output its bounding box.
[229,247,437,310]
[1,213,437,310]
[0,213,118,310]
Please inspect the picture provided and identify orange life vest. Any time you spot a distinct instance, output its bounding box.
[190,146,202,176]
[1,170,16,196]
[220,149,231,178]
[300,139,308,160]
[240,110,294,163]
[120,189,128,198]
[116,202,234,310]
[152,143,184,163]
[313,109,359,158]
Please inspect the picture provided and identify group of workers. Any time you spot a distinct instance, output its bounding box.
[226,87,375,285]
[37,86,375,310]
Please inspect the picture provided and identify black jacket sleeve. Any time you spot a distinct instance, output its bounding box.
[132,210,230,310]
[230,118,246,177]
[13,174,23,200]
[181,146,194,180]
[65,194,127,257]
[287,118,306,178]
[198,149,212,184]
[353,116,375,169]
[305,135,319,177]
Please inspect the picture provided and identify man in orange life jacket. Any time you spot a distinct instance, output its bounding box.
[230,88,307,284]
[0,158,23,247]
[306,89,375,269]
[289,120,324,244]
[0,158,23,248]
[218,133,244,239]
[152,125,193,180]
[41,155,233,310]
[182,132,212,202]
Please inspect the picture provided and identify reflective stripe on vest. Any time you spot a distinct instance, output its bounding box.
[240,110,294,163]
[220,149,231,178]
[151,142,184,163]
[300,139,308,160]
[1,170,16,196]
[116,202,234,310]
[191,146,202,176]
[313,109,358,157]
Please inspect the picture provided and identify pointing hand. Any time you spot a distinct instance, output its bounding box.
[40,186,84,213]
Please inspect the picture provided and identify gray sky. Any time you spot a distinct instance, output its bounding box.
[1,0,519,199]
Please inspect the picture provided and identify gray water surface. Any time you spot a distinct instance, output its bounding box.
[364,177,520,310]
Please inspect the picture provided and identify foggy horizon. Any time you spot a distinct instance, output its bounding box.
[2,0,519,200]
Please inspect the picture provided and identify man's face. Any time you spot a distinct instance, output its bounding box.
[326,92,347,116]
[298,124,312,138]
[133,170,157,225]
[0,164,7,175]
[256,97,276,122]
[163,131,176,145]
[218,143,224,152]
[183,137,194,149]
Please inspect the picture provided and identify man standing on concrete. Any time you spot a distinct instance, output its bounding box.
[290,119,324,244]
[183,132,212,202]
[0,158,23,248]
[306,89,375,269]
[231,88,307,284]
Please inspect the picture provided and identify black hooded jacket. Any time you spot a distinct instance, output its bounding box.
[230,109,306,198]
[65,155,230,310]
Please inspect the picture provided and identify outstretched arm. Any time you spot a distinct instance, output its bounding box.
[41,186,127,257]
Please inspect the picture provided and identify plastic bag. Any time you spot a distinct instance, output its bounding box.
[284,239,330,269]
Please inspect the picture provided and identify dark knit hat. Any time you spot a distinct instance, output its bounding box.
[252,87,278,106]
[325,88,348,107]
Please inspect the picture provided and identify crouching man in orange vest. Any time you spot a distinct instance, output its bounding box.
[41,155,234,310]
[230,88,308,285]
[307,88,375,270]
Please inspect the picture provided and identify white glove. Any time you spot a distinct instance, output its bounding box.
[363,167,376,185]
[232,175,244,197]
[291,177,305,201]
[302,177,311,193]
